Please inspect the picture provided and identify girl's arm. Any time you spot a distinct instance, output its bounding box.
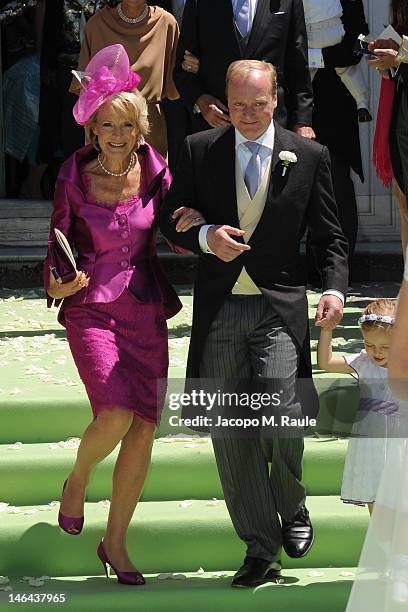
[317,328,354,374]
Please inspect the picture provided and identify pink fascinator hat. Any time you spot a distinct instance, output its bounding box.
[73,44,141,126]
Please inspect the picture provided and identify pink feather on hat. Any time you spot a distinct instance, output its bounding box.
[73,44,142,126]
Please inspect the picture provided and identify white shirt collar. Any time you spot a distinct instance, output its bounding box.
[235,120,275,153]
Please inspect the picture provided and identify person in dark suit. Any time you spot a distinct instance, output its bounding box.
[310,0,368,282]
[174,0,314,139]
[160,60,348,588]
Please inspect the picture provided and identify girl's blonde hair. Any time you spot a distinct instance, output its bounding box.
[360,298,397,332]
[85,89,150,151]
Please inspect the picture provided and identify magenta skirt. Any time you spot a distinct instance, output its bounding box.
[64,289,168,424]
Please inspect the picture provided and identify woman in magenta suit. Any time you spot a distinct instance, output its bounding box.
[44,44,205,586]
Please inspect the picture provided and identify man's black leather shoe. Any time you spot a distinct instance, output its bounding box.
[282,505,314,558]
[231,556,282,588]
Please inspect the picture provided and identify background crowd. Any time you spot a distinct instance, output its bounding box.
[1,0,402,278]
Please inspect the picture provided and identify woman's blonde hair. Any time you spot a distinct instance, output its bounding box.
[85,89,150,151]
[360,298,397,332]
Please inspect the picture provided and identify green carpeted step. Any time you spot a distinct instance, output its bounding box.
[0,289,361,444]
[0,438,347,506]
[0,569,359,612]
[0,497,368,576]
[0,379,359,444]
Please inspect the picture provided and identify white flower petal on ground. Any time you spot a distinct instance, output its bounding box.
[195,568,205,575]
[156,573,172,580]
[24,509,38,515]
[28,579,45,587]
[7,442,23,450]
[0,503,10,513]
[184,443,199,448]
[0,576,10,584]
[48,444,59,450]
[179,501,193,508]
[7,507,22,514]
[206,499,220,506]
[307,571,324,577]
[339,571,354,577]
[9,388,23,395]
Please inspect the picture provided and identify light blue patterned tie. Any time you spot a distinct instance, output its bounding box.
[235,0,250,37]
[244,141,262,199]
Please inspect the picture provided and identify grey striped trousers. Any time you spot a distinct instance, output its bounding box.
[200,294,306,562]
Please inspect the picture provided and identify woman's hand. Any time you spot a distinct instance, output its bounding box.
[182,50,200,74]
[367,39,400,71]
[172,207,206,232]
[368,49,399,71]
[47,270,89,300]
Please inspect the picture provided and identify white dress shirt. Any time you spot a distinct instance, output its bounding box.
[198,121,344,304]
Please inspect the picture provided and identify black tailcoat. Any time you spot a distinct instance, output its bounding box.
[159,122,349,418]
[174,0,313,129]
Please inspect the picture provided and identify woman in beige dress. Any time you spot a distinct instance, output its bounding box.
[71,0,179,158]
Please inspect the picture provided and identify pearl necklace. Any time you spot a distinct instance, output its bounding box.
[117,2,149,24]
[97,152,136,177]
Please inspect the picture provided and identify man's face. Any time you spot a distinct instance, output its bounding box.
[227,70,277,140]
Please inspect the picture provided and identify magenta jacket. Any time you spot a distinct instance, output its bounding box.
[44,144,182,324]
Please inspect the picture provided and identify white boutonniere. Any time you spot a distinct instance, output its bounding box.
[279,151,297,176]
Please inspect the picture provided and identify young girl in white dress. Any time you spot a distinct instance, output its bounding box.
[317,298,398,515]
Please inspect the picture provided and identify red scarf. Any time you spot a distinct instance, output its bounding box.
[373,77,395,187]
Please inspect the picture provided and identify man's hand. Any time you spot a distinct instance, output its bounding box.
[293,125,316,140]
[314,295,343,330]
[196,94,231,128]
[47,270,89,300]
[172,206,206,232]
[207,225,251,262]
[182,50,200,74]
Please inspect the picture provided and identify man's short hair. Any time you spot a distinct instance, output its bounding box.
[226,60,277,97]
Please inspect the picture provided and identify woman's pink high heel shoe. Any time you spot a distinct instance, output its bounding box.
[58,479,84,535]
[97,540,145,586]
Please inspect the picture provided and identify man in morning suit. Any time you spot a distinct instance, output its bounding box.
[174,0,315,139]
[160,60,349,588]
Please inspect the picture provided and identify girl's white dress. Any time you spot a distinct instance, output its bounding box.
[340,350,399,506]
